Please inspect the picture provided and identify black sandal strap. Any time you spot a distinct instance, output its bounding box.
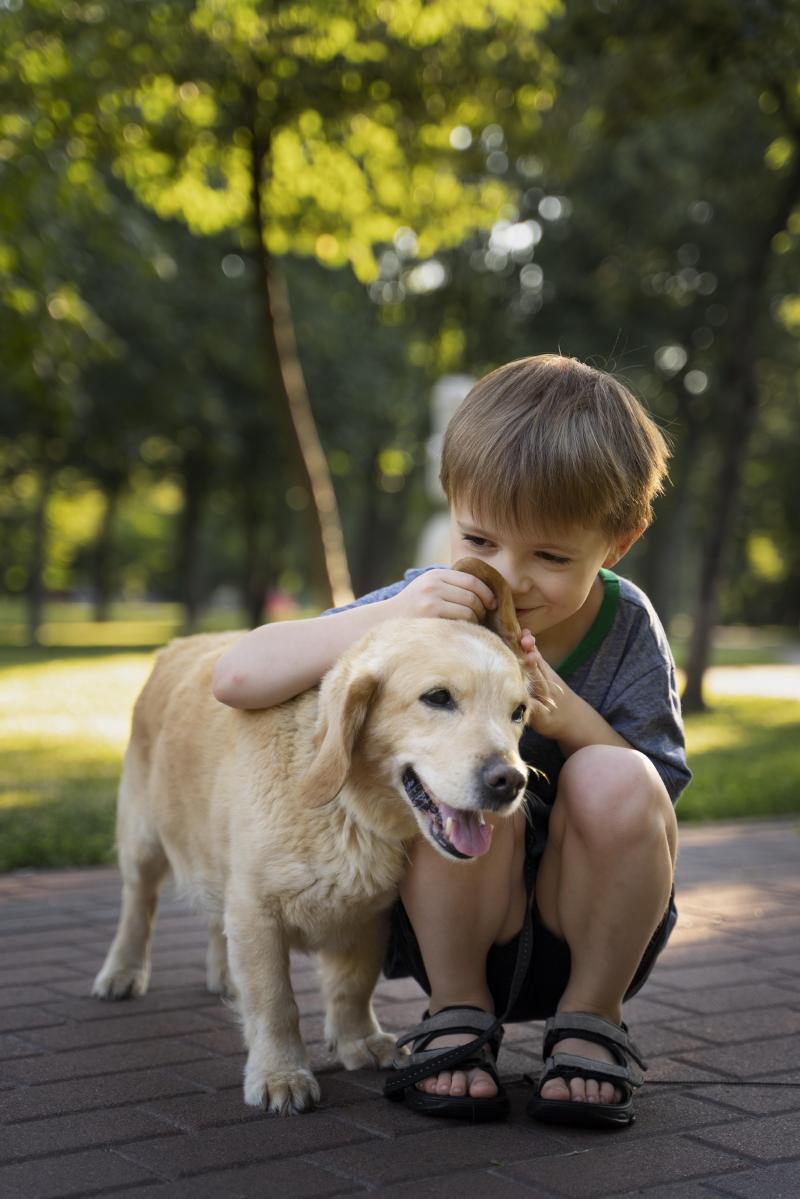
[542,1011,648,1071]
[384,789,548,1099]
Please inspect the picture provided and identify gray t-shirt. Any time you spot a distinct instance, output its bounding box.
[325,565,691,806]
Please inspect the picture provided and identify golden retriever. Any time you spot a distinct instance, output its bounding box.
[93,560,531,1114]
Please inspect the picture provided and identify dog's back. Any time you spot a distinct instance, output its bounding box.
[120,632,317,908]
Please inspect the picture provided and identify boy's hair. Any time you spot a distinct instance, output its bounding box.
[439,354,670,539]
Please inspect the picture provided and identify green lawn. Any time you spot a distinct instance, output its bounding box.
[1,642,798,872]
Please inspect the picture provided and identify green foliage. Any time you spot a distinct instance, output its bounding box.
[0,643,797,870]
[680,697,800,822]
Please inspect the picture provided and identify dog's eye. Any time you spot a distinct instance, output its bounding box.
[421,689,455,709]
[511,704,527,723]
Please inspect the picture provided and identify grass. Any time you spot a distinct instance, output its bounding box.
[1,639,799,871]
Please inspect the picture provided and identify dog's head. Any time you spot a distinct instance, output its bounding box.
[301,560,533,862]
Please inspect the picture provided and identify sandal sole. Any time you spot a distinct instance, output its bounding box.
[404,1087,510,1122]
[527,1095,634,1128]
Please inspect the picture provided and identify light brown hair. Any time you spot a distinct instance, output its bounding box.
[439,354,670,538]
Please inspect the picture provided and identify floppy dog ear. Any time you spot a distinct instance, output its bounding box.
[452,556,524,659]
[301,668,381,806]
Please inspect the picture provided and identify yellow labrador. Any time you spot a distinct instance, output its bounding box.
[93,560,531,1114]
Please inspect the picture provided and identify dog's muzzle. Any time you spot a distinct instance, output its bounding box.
[402,767,493,860]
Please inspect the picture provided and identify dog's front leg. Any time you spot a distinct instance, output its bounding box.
[318,909,396,1070]
[225,894,320,1115]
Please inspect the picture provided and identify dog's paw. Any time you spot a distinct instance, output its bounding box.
[206,966,239,1001]
[244,1065,321,1115]
[92,965,149,1001]
[336,1031,397,1071]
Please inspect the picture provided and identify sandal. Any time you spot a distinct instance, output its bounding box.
[527,1011,648,1128]
[384,1004,510,1122]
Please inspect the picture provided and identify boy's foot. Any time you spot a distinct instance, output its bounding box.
[539,1036,624,1105]
[413,1035,623,1103]
[415,1030,498,1098]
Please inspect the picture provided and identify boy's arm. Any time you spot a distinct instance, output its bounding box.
[519,629,690,804]
[212,600,398,710]
[519,636,630,754]
[212,567,496,710]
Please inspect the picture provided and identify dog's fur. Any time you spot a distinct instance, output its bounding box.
[93,560,531,1114]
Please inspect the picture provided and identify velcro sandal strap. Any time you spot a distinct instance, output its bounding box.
[385,1009,503,1097]
[543,1011,648,1071]
[540,1051,645,1090]
[395,1007,498,1051]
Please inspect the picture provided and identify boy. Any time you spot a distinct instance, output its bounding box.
[213,354,688,1128]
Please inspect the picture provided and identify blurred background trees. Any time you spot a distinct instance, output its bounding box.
[1,0,798,708]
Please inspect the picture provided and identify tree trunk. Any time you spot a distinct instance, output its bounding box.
[93,480,121,623]
[177,457,205,635]
[240,485,272,628]
[26,458,53,647]
[682,147,800,712]
[248,106,353,610]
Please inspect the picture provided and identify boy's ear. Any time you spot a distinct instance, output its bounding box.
[604,524,646,568]
[452,556,524,660]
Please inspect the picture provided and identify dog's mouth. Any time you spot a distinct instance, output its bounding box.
[401,767,492,860]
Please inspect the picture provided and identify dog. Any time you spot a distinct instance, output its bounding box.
[93,559,532,1115]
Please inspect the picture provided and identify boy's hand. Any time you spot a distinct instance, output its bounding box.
[387,569,497,623]
[519,629,566,738]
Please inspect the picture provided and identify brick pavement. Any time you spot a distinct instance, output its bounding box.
[1,817,799,1199]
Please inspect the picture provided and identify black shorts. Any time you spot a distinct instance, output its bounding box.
[381,808,676,1022]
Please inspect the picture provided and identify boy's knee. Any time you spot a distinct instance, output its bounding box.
[557,745,672,849]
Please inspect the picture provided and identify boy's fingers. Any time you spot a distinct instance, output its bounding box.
[448,570,497,611]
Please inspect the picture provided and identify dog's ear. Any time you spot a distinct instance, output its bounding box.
[301,668,381,806]
[452,556,524,660]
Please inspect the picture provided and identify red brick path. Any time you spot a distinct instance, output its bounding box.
[1,819,799,1198]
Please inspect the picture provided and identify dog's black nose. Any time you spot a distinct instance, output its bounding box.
[480,759,527,808]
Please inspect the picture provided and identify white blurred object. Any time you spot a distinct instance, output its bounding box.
[415,374,475,567]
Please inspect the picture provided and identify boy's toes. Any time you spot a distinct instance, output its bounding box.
[416,1067,497,1098]
[540,1076,572,1102]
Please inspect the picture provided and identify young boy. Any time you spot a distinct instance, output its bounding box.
[213,354,688,1128]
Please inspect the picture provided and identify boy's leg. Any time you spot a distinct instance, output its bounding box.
[398,806,528,1099]
[399,743,677,1103]
[534,744,678,1106]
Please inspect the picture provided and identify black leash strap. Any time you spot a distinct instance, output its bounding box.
[383,794,546,1098]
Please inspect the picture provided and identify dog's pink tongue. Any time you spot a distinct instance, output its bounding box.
[438,802,493,858]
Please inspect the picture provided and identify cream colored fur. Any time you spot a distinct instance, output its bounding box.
[93,567,531,1115]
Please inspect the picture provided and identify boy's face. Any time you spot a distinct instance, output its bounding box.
[448,503,638,636]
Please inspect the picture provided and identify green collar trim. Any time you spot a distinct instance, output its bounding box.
[556,568,621,679]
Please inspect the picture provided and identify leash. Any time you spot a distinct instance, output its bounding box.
[383,786,800,1097]
[383,791,546,1097]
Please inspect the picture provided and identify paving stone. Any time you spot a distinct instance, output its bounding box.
[25,1007,222,1052]
[309,1124,562,1188]
[336,1169,555,1198]
[0,987,55,1009]
[704,1159,800,1198]
[652,981,800,1016]
[609,1183,740,1198]
[114,1114,371,1179]
[138,1089,273,1131]
[678,1035,800,1079]
[2,1035,213,1084]
[651,962,764,992]
[0,1009,63,1035]
[687,1080,800,1117]
[2,1066,209,1122]
[0,1034,44,1060]
[0,1105,175,1164]
[691,1110,800,1161]
[2,821,800,1199]
[90,1158,367,1198]
[660,1007,800,1046]
[503,1134,746,1198]
[0,1147,155,1199]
